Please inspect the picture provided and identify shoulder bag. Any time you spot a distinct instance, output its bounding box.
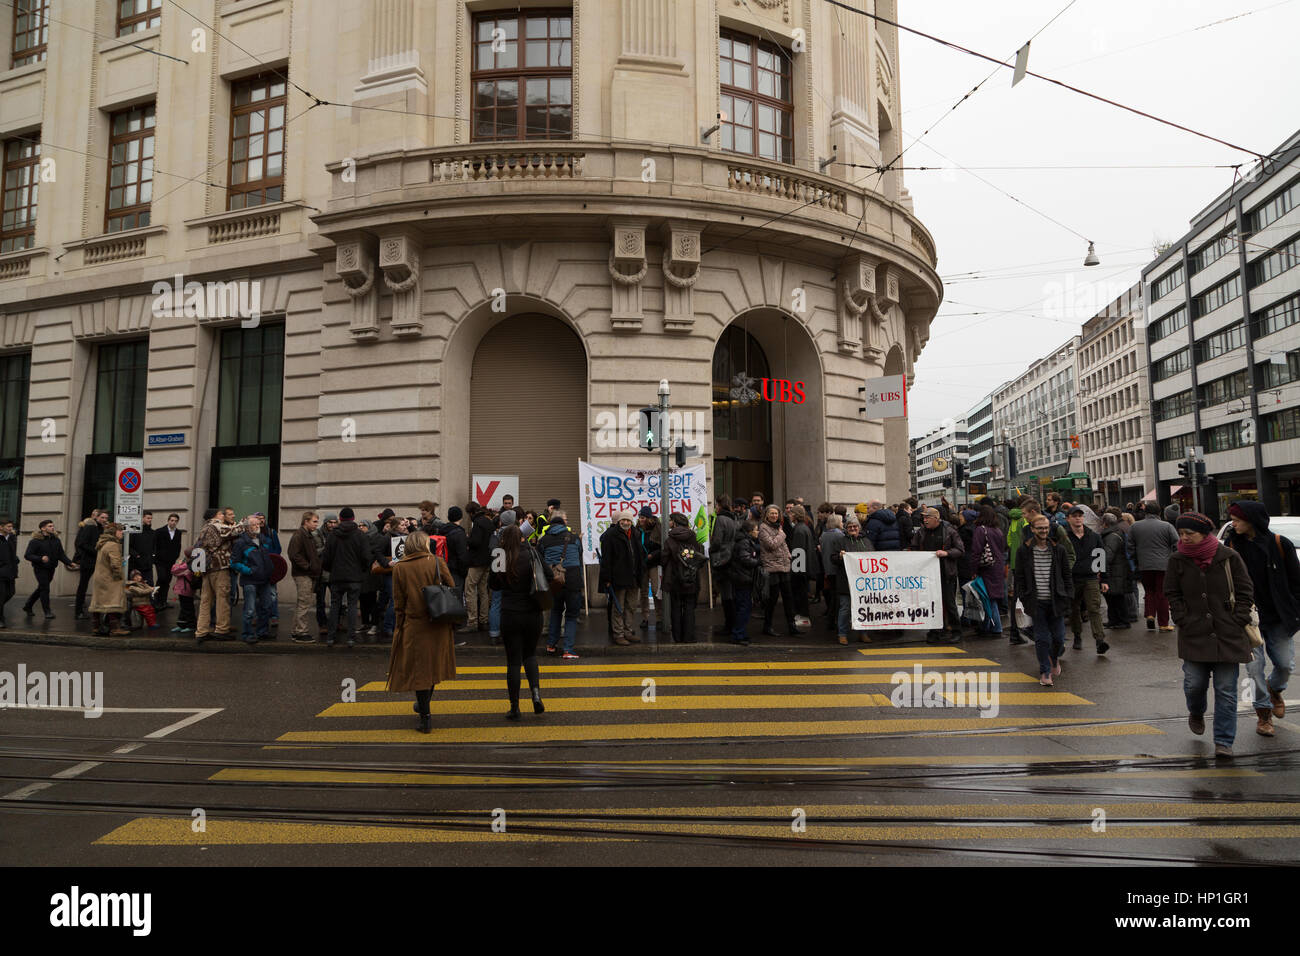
[528,545,554,611]
[417,556,467,625]
[1224,559,1264,648]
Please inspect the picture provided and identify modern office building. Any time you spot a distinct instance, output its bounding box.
[912,417,967,501]
[1079,281,1154,507]
[964,392,993,493]
[989,337,1082,500]
[1143,129,1300,516]
[0,1,942,601]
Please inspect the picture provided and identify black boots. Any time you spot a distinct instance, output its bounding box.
[506,694,521,720]
[531,688,545,714]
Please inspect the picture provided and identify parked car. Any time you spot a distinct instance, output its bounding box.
[1218,515,1300,547]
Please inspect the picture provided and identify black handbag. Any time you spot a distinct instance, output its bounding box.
[528,546,554,611]
[422,583,467,624]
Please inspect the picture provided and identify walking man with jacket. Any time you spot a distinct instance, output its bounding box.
[709,495,738,637]
[1065,506,1110,655]
[287,511,322,644]
[910,507,965,644]
[73,509,106,619]
[1014,514,1076,686]
[463,501,494,631]
[0,517,18,628]
[1130,502,1179,632]
[1225,501,1300,738]
[22,519,78,619]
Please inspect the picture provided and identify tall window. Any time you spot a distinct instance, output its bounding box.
[117,0,161,36]
[106,104,155,232]
[472,11,572,141]
[82,341,148,517]
[720,31,793,164]
[0,353,30,529]
[228,73,286,210]
[212,324,284,522]
[10,0,47,68]
[1,136,40,253]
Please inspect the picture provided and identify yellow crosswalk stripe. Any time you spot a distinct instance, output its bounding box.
[382,673,1042,690]
[449,658,995,674]
[277,717,1159,744]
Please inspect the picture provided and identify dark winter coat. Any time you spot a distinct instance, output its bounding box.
[439,522,469,577]
[910,520,964,582]
[288,526,321,578]
[598,523,644,590]
[662,525,706,595]
[129,524,156,566]
[1101,529,1131,595]
[788,520,819,576]
[1013,540,1076,616]
[24,530,75,570]
[0,531,19,580]
[73,519,101,565]
[1224,501,1300,632]
[466,513,495,567]
[1129,514,1179,572]
[866,508,902,551]
[362,526,386,592]
[896,507,914,545]
[709,511,737,573]
[819,528,845,584]
[636,520,662,571]
[1165,542,1254,664]
[154,525,184,567]
[728,534,761,585]
[230,532,274,588]
[957,523,976,584]
[322,520,371,585]
[1064,526,1105,583]
[972,524,1007,600]
[834,534,874,591]
[490,545,552,614]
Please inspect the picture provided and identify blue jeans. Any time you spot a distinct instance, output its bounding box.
[1182,660,1239,747]
[380,576,394,635]
[1247,618,1294,709]
[1032,601,1066,677]
[548,583,583,652]
[733,585,753,642]
[489,588,502,638]
[837,592,852,639]
[241,582,274,640]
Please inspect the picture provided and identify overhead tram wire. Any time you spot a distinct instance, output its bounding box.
[819,0,1269,162]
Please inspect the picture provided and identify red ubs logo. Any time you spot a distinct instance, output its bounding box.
[760,379,807,404]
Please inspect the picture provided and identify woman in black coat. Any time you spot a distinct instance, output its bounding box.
[727,521,761,646]
[489,525,552,720]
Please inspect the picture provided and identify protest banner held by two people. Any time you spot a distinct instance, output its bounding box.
[577,461,710,564]
[839,551,943,630]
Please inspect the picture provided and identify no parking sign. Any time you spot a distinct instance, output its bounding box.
[115,457,144,531]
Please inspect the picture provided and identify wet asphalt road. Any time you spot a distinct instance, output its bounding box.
[1,619,1298,867]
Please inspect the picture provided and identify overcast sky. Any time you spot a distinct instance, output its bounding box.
[897,0,1300,437]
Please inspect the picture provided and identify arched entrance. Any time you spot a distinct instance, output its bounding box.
[711,309,825,507]
[468,313,586,512]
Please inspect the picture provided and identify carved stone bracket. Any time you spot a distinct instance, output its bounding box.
[379,233,423,337]
[661,222,700,334]
[609,219,648,332]
[838,251,880,354]
[337,238,379,341]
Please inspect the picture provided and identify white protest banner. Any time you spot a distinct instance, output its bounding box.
[842,550,943,629]
[577,460,709,565]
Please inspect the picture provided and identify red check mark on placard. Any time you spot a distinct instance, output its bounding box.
[474,480,500,507]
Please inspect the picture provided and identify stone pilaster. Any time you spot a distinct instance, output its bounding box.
[336,238,379,341]
[379,232,422,337]
[354,0,427,99]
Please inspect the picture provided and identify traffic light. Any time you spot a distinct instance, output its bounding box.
[1194,461,1206,480]
[639,407,659,450]
[675,442,686,468]
[1178,460,1190,479]
[942,477,953,488]
[1007,446,1018,479]
[954,461,966,485]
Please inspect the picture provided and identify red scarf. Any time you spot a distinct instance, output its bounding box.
[1177,534,1219,570]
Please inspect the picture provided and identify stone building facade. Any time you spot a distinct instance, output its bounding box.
[0,0,940,598]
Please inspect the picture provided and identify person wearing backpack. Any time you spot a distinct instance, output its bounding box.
[709,494,738,638]
[728,520,762,645]
[541,510,583,659]
[663,512,706,643]
[230,514,275,645]
[489,525,553,720]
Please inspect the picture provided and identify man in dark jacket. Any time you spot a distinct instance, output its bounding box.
[865,500,902,551]
[321,507,370,646]
[287,511,322,644]
[0,517,18,628]
[709,495,738,637]
[463,501,494,631]
[633,507,661,632]
[230,514,276,645]
[1065,506,1110,655]
[662,512,705,644]
[73,510,105,618]
[599,510,645,646]
[1100,513,1133,630]
[1226,501,1300,737]
[1014,514,1076,685]
[1130,502,1179,632]
[541,511,583,658]
[22,519,78,619]
[910,507,965,643]
[129,510,157,586]
[439,506,470,589]
[153,513,184,609]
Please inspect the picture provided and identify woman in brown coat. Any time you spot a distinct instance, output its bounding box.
[387,531,457,733]
[89,524,128,635]
[1164,512,1254,758]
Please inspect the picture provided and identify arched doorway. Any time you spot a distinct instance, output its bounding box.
[712,324,772,503]
[469,313,586,512]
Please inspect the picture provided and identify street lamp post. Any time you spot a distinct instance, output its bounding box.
[657,379,671,640]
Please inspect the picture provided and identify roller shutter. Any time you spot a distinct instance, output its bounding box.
[470,314,587,515]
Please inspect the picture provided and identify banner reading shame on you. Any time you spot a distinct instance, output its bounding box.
[577,460,710,565]
[841,551,943,630]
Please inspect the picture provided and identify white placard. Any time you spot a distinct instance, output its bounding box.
[842,550,943,630]
[862,375,907,419]
[471,475,519,510]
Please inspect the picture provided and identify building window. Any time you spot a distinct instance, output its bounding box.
[1,135,40,253]
[720,31,793,164]
[1260,351,1300,389]
[1157,433,1195,462]
[1254,292,1300,339]
[1189,228,1237,275]
[228,73,287,210]
[10,0,48,68]
[1191,273,1242,319]
[212,323,284,522]
[1263,406,1300,443]
[1152,348,1190,382]
[1198,369,1250,409]
[0,352,30,530]
[1149,306,1187,343]
[106,104,155,233]
[1194,322,1246,364]
[82,341,148,517]
[1247,174,1300,236]
[117,0,161,36]
[1154,390,1194,423]
[471,11,572,142]
[1250,233,1300,288]
[1149,264,1184,302]
[1204,422,1251,453]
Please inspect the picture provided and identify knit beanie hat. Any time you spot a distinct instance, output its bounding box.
[1175,512,1215,535]
[339,507,355,521]
[323,512,339,523]
[447,506,463,522]
[855,502,870,516]
[961,509,978,522]
[499,510,517,527]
